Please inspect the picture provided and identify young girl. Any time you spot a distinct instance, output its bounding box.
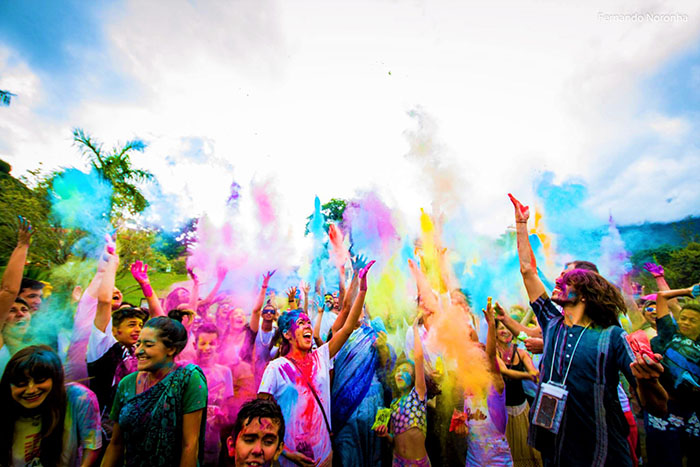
[462,299,513,467]
[0,345,102,467]
[494,304,542,467]
[375,320,430,467]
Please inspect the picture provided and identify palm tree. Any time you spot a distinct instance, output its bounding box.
[72,128,153,220]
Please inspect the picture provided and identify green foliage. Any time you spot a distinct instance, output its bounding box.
[72,128,153,219]
[630,242,700,291]
[116,271,189,305]
[304,198,347,234]
[116,229,170,278]
[152,218,198,260]
[0,170,80,271]
[665,242,700,288]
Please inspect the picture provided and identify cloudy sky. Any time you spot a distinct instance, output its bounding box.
[1,0,699,239]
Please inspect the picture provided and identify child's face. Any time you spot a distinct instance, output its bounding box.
[196,332,219,364]
[678,309,700,341]
[394,363,414,391]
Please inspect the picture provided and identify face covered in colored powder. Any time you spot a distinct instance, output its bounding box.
[195,332,219,366]
[228,416,283,467]
[551,276,579,307]
[496,320,513,344]
[5,301,31,337]
[394,362,414,392]
[286,313,313,352]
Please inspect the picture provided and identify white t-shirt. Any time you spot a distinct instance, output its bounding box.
[319,311,337,342]
[258,344,332,467]
[86,318,117,364]
[64,294,98,382]
[11,383,102,467]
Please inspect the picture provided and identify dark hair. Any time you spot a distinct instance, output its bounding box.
[164,287,190,313]
[231,398,285,447]
[14,297,29,307]
[0,346,67,467]
[112,307,149,327]
[560,269,625,328]
[389,355,441,399]
[144,316,189,355]
[194,322,219,340]
[277,309,306,356]
[167,308,194,323]
[20,278,44,293]
[680,303,700,316]
[565,260,599,273]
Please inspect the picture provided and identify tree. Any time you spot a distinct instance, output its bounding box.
[665,242,700,288]
[304,198,347,235]
[116,229,169,278]
[0,164,81,272]
[72,128,153,220]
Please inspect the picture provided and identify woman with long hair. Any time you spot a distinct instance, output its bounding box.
[258,261,374,467]
[0,345,101,467]
[101,317,208,467]
[509,193,668,466]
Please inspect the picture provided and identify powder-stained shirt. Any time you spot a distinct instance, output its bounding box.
[259,344,332,467]
[11,383,102,467]
[655,314,700,412]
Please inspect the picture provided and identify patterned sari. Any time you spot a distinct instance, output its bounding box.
[114,364,208,467]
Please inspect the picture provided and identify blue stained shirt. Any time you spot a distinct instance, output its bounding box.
[529,295,636,467]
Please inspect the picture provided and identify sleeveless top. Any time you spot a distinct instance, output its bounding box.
[390,387,427,436]
[504,348,527,407]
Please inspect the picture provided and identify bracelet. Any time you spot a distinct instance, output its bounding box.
[516,221,527,224]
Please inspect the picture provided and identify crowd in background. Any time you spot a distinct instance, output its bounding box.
[1,193,699,467]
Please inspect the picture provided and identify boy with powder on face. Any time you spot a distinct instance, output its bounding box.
[226,398,286,467]
[193,322,235,466]
[258,261,374,467]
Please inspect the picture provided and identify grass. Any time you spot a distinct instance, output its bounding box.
[115,271,189,306]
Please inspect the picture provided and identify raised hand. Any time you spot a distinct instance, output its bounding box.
[17,216,33,246]
[186,266,199,283]
[493,301,507,321]
[301,281,311,296]
[262,270,276,288]
[643,262,665,278]
[482,297,495,327]
[358,260,376,291]
[216,265,228,281]
[287,287,298,303]
[351,254,368,273]
[691,284,700,299]
[130,260,150,284]
[508,193,530,223]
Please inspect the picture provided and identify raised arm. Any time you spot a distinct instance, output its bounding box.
[130,261,164,317]
[250,270,274,333]
[412,321,427,400]
[331,269,358,334]
[0,217,32,326]
[644,263,681,316]
[508,194,546,302]
[301,282,310,315]
[313,298,325,346]
[328,261,374,358]
[494,301,542,338]
[483,297,505,393]
[656,285,698,321]
[95,245,119,333]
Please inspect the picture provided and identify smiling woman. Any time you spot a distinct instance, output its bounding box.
[101,317,208,467]
[0,345,102,467]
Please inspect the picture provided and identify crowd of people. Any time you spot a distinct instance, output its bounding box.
[0,194,698,467]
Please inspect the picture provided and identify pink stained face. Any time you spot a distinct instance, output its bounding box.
[496,321,513,344]
[228,416,283,467]
[289,313,313,351]
[551,277,578,306]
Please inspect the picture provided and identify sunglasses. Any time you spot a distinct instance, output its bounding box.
[644,307,656,312]
[262,308,276,315]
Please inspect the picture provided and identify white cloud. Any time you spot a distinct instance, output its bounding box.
[1,0,700,243]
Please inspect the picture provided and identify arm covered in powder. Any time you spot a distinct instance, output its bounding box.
[508,194,546,302]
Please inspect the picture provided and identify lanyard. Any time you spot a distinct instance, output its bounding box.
[547,322,591,386]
